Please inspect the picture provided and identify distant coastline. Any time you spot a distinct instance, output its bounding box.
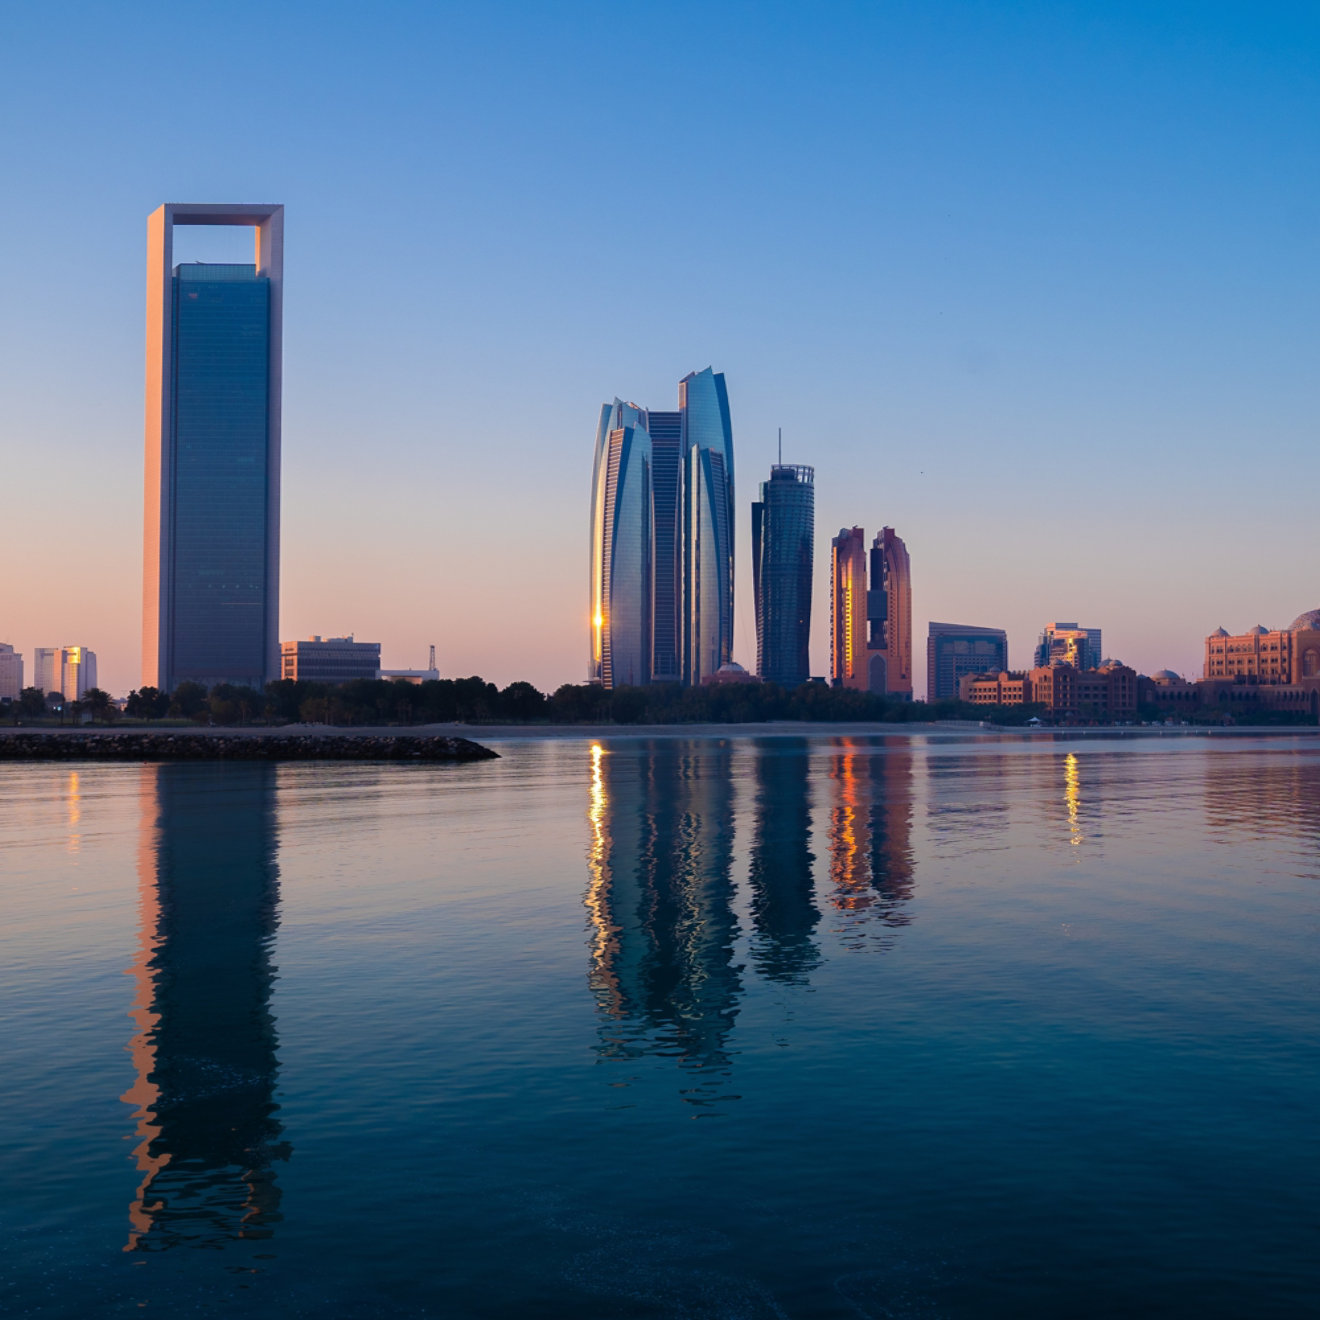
[0,730,498,761]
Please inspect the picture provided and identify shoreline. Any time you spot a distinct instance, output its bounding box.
[2,721,1314,753]
[0,731,499,762]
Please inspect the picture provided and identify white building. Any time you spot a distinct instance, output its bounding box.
[34,646,98,700]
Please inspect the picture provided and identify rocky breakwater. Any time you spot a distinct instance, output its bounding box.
[0,732,500,762]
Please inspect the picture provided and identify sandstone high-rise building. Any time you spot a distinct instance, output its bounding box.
[830,525,912,698]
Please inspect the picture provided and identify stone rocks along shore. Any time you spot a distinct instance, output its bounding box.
[0,732,499,762]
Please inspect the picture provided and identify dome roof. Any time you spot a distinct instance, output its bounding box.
[1152,669,1180,681]
[1250,625,1269,635]
[1288,609,1320,632]
[1212,627,1229,638]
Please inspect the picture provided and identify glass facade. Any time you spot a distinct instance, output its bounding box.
[648,411,682,682]
[752,465,814,688]
[589,369,733,689]
[1034,623,1103,670]
[169,264,272,688]
[589,401,652,688]
[680,369,734,685]
[926,623,1009,702]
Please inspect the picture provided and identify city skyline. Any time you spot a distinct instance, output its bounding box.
[1,5,1316,697]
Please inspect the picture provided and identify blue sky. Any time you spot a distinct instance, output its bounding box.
[1,0,1316,695]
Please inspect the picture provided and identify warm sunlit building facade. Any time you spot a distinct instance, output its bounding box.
[1203,611,1320,685]
[926,622,1008,703]
[752,464,814,688]
[830,528,868,689]
[961,662,1137,720]
[872,528,912,699]
[1034,622,1103,671]
[830,525,912,697]
[588,369,734,689]
[143,204,284,694]
[33,645,98,699]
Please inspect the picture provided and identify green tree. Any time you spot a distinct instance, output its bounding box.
[500,681,546,722]
[18,686,45,718]
[82,687,113,723]
[169,681,209,720]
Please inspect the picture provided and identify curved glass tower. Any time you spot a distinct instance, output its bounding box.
[752,464,814,687]
[589,400,653,688]
[680,369,734,685]
[590,369,733,689]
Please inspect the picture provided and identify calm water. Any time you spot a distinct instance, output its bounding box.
[1,734,1317,1318]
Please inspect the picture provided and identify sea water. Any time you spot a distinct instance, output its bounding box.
[0,733,1316,1317]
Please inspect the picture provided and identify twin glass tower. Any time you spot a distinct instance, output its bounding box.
[589,369,735,688]
[142,204,283,693]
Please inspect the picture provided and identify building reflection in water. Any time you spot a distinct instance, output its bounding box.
[825,739,916,948]
[122,763,288,1250]
[1204,747,1320,849]
[1064,752,1084,849]
[585,741,742,1107]
[747,738,820,985]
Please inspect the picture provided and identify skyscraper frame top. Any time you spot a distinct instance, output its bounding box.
[142,204,284,691]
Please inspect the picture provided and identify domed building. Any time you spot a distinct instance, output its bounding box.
[1203,610,1320,693]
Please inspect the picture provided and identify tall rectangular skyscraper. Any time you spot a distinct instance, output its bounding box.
[142,204,283,692]
[752,464,814,688]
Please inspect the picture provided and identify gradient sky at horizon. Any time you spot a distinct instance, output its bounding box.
[1,0,1316,698]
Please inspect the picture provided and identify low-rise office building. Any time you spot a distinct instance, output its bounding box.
[0,644,23,700]
[280,636,381,684]
[961,662,1137,720]
[379,667,441,685]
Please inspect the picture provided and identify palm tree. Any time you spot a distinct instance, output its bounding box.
[82,688,113,724]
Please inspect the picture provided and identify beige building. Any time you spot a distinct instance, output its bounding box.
[961,662,1137,720]
[34,646,98,699]
[1204,611,1320,685]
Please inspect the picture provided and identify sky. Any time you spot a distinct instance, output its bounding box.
[0,0,1316,698]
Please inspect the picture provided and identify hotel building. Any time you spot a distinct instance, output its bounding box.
[752,464,814,688]
[926,623,1009,702]
[830,525,912,698]
[830,528,868,689]
[961,662,1137,720]
[1204,611,1320,685]
[143,204,283,693]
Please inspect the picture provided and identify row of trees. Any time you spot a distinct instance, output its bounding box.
[13,674,1309,728]
[96,676,990,727]
[7,686,116,723]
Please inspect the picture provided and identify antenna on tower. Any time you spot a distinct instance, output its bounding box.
[778,427,782,465]
[428,644,436,672]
